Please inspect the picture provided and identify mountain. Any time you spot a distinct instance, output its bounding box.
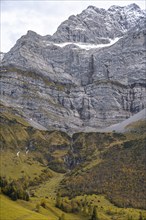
[1,4,146,218]
[60,130,146,210]
[1,4,146,134]
[1,103,146,209]
[52,3,146,43]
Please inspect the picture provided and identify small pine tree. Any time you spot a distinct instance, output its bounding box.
[91,206,99,220]
[24,191,29,201]
[89,205,93,215]
[56,195,61,208]
[139,212,143,220]
[59,213,65,220]
[36,203,40,213]
[127,215,133,220]
[11,191,18,201]
[40,198,46,208]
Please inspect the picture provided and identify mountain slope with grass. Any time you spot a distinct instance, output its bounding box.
[0,105,146,220]
[0,4,146,219]
[58,113,146,210]
[0,194,49,220]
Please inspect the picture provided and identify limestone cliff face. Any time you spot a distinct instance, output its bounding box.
[0,4,146,133]
[52,3,146,43]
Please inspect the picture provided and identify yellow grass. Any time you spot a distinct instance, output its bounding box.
[0,194,48,220]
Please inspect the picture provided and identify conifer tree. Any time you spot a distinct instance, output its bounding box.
[59,213,65,220]
[91,206,99,220]
[139,212,143,220]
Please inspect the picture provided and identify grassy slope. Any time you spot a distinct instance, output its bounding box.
[0,194,88,220]
[0,107,87,220]
[0,194,48,220]
[69,194,146,220]
[35,172,64,199]
[1,105,146,219]
[0,104,71,174]
[0,150,47,180]
[60,126,146,209]
[1,193,146,220]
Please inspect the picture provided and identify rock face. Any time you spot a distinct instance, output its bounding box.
[0,4,146,133]
[52,3,146,43]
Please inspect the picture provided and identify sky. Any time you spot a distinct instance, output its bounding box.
[1,0,146,52]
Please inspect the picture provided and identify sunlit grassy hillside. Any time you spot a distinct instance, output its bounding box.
[0,104,146,220]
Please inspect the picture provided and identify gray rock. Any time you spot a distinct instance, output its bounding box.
[52,3,146,43]
[0,4,146,134]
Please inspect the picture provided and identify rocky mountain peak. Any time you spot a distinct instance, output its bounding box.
[23,30,43,42]
[26,30,40,38]
[87,5,96,10]
[84,5,106,16]
[86,5,106,13]
[52,4,145,43]
[108,3,140,11]
[0,4,146,134]
[125,3,141,10]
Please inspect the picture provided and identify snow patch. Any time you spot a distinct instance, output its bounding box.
[17,151,20,157]
[26,150,29,155]
[49,38,121,50]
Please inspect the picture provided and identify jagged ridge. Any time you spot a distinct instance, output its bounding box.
[0,4,146,133]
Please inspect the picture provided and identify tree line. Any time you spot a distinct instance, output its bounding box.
[0,176,29,201]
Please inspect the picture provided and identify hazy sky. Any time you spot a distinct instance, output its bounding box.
[1,0,146,52]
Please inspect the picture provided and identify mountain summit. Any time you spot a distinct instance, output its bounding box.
[1,4,146,133]
[52,3,145,43]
